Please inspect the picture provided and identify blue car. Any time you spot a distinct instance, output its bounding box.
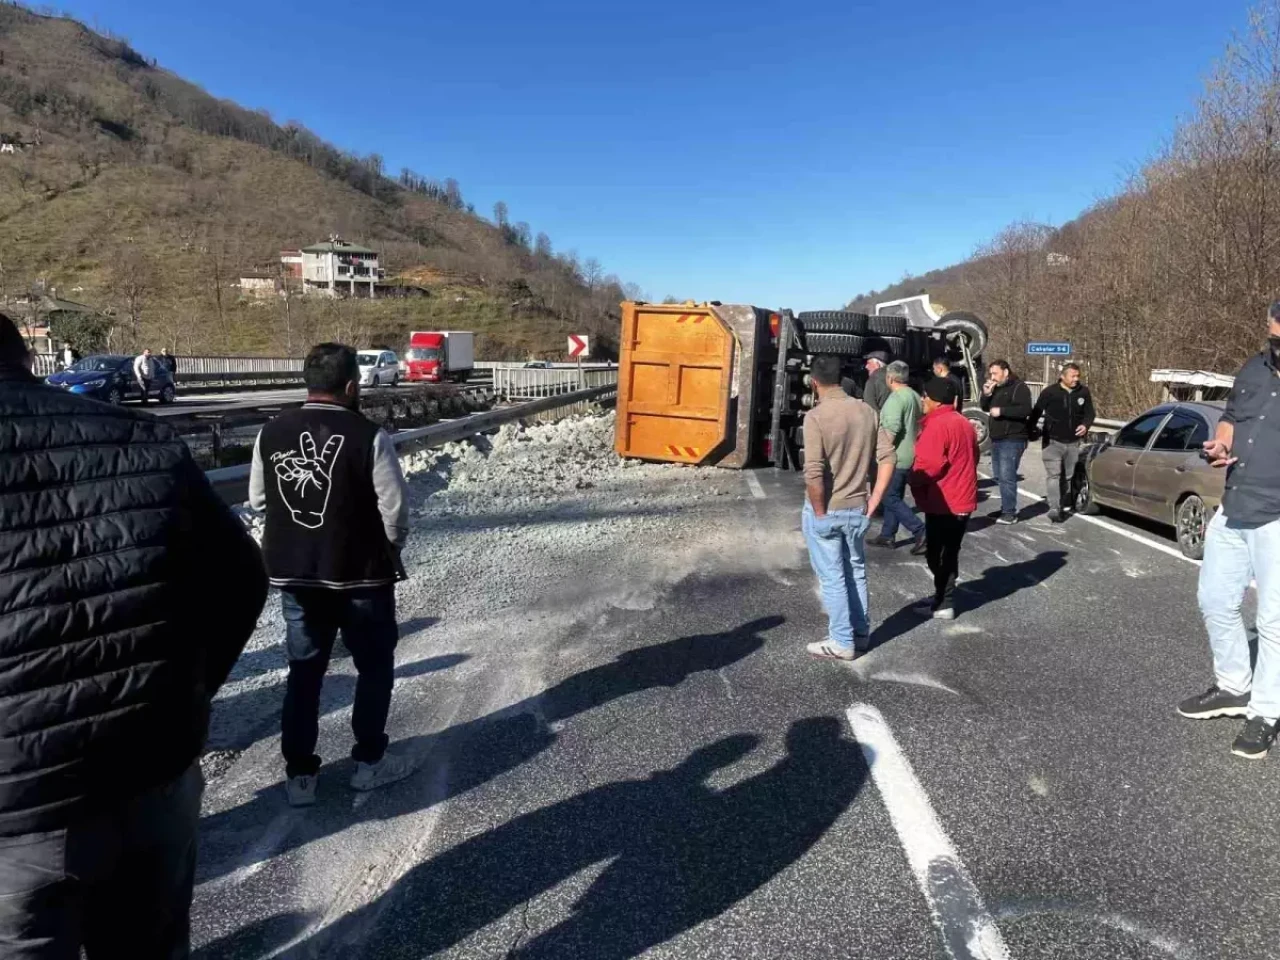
[45,355,176,405]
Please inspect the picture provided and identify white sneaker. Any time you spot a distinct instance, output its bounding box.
[932,607,956,620]
[285,774,317,807]
[806,640,857,661]
[350,752,416,792]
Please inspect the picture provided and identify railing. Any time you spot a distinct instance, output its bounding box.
[32,353,304,377]
[492,366,618,401]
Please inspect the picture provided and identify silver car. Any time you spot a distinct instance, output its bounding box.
[358,350,400,387]
[1077,401,1225,559]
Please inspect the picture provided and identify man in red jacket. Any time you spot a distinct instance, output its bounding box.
[909,378,979,620]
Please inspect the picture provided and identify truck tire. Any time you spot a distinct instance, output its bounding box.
[804,333,865,356]
[869,315,908,337]
[797,311,868,335]
[939,311,989,356]
[861,335,904,359]
[963,407,991,453]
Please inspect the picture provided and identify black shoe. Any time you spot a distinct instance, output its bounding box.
[995,514,1018,525]
[1049,512,1064,524]
[909,535,927,556]
[1232,717,1279,759]
[1177,685,1250,720]
[866,535,895,548]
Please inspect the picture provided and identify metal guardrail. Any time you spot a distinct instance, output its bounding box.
[492,366,618,401]
[32,354,303,377]
[204,384,617,495]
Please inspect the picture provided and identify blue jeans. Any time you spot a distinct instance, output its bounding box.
[880,466,924,540]
[990,439,1027,517]
[281,585,400,776]
[802,503,871,649]
[1198,511,1280,722]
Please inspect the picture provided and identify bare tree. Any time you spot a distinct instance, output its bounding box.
[105,246,154,352]
[582,257,603,293]
[493,201,508,227]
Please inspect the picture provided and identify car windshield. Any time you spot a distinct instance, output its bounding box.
[68,357,123,373]
[407,347,440,361]
[357,352,381,366]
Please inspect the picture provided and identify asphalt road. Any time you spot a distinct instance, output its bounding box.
[191,454,1275,959]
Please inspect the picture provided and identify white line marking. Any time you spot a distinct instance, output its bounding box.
[745,472,767,499]
[977,471,1199,567]
[846,703,1012,960]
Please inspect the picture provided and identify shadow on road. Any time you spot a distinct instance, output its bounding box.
[196,616,781,888]
[195,715,865,959]
[869,551,1068,651]
[206,654,469,753]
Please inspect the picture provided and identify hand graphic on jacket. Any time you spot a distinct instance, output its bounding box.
[273,432,344,529]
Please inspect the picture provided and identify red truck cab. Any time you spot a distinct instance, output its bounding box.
[405,331,446,382]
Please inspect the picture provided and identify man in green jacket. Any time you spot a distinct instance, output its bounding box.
[867,361,926,553]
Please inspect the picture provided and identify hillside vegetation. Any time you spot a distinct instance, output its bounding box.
[0,2,634,359]
[848,3,1280,416]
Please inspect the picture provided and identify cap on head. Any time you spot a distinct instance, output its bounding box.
[924,376,958,406]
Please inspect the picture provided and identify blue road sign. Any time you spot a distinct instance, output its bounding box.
[1026,342,1071,356]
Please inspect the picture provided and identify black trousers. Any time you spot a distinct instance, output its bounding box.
[924,513,969,609]
[280,585,399,777]
[0,764,202,959]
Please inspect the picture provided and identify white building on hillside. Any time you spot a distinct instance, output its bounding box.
[301,237,384,298]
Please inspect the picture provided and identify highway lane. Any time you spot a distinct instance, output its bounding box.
[190,457,1273,959]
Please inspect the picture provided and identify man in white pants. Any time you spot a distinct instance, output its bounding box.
[1178,302,1280,759]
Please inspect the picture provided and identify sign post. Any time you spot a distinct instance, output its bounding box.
[568,335,590,387]
[1026,341,1071,387]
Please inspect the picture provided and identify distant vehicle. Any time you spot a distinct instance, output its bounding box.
[405,331,474,383]
[1077,401,1225,559]
[358,349,400,387]
[44,355,176,405]
[523,360,551,368]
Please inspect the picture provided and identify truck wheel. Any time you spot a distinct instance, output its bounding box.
[804,333,865,356]
[963,408,991,453]
[159,383,176,404]
[797,311,869,335]
[869,315,908,337]
[939,311,989,356]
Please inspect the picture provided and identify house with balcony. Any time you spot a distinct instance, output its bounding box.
[300,237,384,298]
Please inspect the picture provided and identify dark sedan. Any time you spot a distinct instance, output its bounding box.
[1076,401,1225,559]
[44,355,176,405]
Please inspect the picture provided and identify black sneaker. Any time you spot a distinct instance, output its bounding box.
[1232,717,1279,760]
[1049,512,1064,524]
[909,535,927,556]
[866,535,895,548]
[995,514,1018,525]
[1177,685,1250,720]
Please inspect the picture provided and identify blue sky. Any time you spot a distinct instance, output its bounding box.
[59,0,1251,308]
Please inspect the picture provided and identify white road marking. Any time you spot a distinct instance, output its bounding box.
[846,703,1012,960]
[745,472,767,499]
[977,471,1200,567]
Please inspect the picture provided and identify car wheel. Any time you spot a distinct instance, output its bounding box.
[1176,494,1208,560]
[106,386,123,405]
[1075,467,1100,515]
[159,384,176,404]
[963,408,991,453]
[391,372,399,387]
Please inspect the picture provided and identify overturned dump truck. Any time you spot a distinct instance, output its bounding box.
[613,296,989,469]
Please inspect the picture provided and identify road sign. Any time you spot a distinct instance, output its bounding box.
[1026,342,1071,356]
[568,335,590,359]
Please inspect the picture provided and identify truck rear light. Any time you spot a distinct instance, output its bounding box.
[764,437,774,461]
[769,313,781,340]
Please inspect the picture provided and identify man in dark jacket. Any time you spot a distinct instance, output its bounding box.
[1029,362,1096,522]
[980,359,1034,524]
[931,357,964,410]
[861,351,892,411]
[250,342,413,807]
[0,313,267,957]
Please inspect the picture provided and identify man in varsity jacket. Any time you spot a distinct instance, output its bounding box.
[250,342,413,807]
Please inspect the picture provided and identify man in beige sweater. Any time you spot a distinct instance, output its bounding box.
[802,355,896,660]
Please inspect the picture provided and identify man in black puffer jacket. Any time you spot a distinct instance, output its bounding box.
[0,314,266,957]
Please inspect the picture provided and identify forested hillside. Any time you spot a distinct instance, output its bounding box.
[0,1,635,358]
[848,4,1280,415]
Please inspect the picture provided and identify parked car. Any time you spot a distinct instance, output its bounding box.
[358,350,400,387]
[523,360,551,369]
[1076,401,1225,559]
[44,355,176,405]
